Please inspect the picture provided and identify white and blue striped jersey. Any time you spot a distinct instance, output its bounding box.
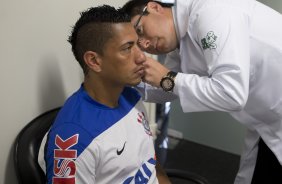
[39,85,158,184]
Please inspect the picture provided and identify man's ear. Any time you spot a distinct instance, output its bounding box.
[147,1,164,13]
[83,51,102,72]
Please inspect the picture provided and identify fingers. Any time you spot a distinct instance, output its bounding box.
[142,56,169,87]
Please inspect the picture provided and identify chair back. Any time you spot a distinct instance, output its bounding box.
[14,107,60,184]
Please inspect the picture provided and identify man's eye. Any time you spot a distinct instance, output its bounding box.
[136,27,143,35]
[123,46,131,52]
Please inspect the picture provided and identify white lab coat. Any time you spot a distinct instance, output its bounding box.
[138,0,282,183]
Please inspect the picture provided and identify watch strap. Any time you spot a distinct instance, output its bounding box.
[166,71,177,79]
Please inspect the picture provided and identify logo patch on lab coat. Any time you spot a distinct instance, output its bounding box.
[201,31,217,50]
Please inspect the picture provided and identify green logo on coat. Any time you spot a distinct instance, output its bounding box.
[201,31,217,50]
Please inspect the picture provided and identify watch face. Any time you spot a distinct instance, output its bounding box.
[161,77,174,91]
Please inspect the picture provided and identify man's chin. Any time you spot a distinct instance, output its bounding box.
[127,79,142,87]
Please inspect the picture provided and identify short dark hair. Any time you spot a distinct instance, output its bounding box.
[121,0,173,18]
[68,5,131,74]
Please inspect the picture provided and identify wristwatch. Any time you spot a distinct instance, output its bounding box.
[160,71,178,92]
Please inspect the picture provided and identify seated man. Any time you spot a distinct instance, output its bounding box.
[38,5,170,184]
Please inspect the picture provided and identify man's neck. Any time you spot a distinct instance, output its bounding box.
[83,77,123,108]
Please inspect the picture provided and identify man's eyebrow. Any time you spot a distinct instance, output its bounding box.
[121,41,135,47]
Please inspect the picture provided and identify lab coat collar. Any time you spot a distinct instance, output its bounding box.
[172,5,180,41]
[173,0,194,42]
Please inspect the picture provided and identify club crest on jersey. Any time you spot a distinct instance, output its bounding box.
[137,112,152,136]
[53,134,79,184]
[201,31,217,50]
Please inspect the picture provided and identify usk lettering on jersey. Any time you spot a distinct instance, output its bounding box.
[53,134,79,184]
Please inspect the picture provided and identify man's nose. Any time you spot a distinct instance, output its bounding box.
[135,46,146,64]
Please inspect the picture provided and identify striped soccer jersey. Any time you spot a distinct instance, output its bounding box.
[39,85,158,184]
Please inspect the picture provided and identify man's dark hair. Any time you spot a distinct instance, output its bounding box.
[68,5,131,74]
[121,0,173,18]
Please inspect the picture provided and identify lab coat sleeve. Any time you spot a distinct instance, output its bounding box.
[175,6,250,112]
[135,82,178,104]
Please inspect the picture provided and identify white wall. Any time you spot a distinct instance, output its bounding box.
[259,0,282,13]
[0,0,126,183]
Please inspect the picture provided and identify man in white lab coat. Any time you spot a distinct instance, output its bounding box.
[122,0,282,183]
